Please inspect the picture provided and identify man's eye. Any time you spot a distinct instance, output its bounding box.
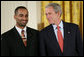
[19,14,23,17]
[25,15,28,17]
[48,13,51,15]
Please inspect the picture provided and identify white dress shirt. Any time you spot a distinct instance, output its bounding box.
[52,21,64,41]
[15,26,27,39]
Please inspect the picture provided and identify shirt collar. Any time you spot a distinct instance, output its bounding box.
[15,26,27,33]
[52,21,63,30]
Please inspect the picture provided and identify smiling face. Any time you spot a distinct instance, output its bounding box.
[45,6,61,25]
[14,8,28,29]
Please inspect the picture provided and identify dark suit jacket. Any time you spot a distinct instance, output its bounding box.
[1,27,39,56]
[39,21,83,56]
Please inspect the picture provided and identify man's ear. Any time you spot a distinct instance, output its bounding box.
[14,15,16,20]
[57,11,61,17]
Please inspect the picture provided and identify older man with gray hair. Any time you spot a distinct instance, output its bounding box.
[39,3,83,56]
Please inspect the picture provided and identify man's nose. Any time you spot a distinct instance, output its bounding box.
[46,15,50,18]
[23,16,27,20]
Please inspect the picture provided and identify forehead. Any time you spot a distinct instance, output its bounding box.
[45,6,54,12]
[18,9,28,14]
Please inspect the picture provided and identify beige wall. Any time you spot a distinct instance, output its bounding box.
[1,1,41,34]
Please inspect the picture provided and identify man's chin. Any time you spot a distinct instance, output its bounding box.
[49,22,54,24]
[20,24,26,27]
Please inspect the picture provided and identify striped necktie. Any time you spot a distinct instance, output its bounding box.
[21,30,27,47]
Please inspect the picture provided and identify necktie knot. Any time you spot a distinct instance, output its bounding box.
[57,26,60,30]
[21,30,24,34]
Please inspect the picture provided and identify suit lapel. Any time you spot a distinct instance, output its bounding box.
[12,27,26,47]
[46,21,71,54]
[63,21,71,53]
[26,27,33,47]
[47,25,61,52]
[47,24,57,42]
[13,27,33,48]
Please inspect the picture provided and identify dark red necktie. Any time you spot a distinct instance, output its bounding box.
[21,30,27,47]
[57,26,63,53]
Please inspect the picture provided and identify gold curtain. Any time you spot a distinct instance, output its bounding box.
[41,1,83,38]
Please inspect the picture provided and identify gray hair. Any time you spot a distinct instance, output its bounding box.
[46,3,62,16]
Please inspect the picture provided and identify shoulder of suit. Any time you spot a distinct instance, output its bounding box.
[64,22,80,31]
[1,28,14,36]
[40,24,52,32]
[65,22,79,28]
[1,27,14,40]
[40,22,79,32]
[26,27,39,32]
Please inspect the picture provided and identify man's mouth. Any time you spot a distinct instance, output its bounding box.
[22,20,28,24]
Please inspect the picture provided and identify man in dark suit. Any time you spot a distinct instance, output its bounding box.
[39,3,83,56]
[1,6,39,56]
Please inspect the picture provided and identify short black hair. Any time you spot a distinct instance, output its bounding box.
[14,6,28,15]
